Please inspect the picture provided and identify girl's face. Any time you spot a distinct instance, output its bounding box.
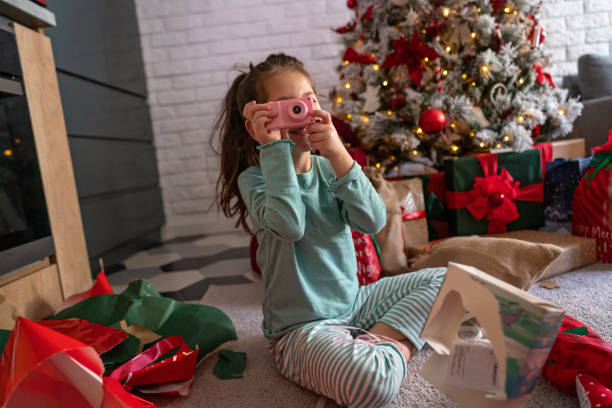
[263,70,320,152]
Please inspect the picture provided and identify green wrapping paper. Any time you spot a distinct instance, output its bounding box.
[444,150,545,236]
[213,349,247,379]
[100,331,140,373]
[0,329,9,354]
[47,280,237,362]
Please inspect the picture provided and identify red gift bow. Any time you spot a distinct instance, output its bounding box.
[534,64,556,88]
[446,154,543,233]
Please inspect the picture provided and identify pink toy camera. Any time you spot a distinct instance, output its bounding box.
[265,97,317,131]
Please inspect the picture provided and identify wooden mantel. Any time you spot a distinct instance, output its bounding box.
[0,23,92,319]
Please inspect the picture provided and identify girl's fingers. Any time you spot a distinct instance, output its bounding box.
[243,101,272,120]
[310,109,332,124]
[252,109,276,124]
[307,131,326,144]
[253,116,270,139]
[306,123,328,133]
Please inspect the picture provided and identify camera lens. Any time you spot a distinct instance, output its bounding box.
[292,105,302,115]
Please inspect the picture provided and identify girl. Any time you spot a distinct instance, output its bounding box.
[212,53,446,408]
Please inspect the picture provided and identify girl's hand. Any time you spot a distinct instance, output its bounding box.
[307,110,354,178]
[243,101,287,145]
[306,110,346,160]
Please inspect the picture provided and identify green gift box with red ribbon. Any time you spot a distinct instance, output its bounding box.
[444,149,545,236]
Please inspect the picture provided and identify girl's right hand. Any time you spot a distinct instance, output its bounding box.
[243,101,287,145]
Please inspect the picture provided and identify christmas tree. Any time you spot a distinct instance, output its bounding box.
[331,0,583,171]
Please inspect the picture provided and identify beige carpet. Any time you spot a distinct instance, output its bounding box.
[148,263,612,408]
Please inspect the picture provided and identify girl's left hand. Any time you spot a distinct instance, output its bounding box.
[307,109,355,179]
[306,110,346,160]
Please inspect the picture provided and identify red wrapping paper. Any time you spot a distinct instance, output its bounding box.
[110,335,198,396]
[543,315,612,394]
[0,317,154,407]
[37,319,127,355]
[56,271,114,313]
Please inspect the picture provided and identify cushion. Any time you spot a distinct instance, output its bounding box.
[578,54,612,100]
[489,230,597,280]
[409,235,563,290]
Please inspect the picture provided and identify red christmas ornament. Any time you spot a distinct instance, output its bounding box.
[389,94,406,110]
[531,124,541,136]
[419,109,446,133]
[347,0,357,8]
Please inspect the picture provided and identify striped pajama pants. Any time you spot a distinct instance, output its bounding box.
[271,267,447,408]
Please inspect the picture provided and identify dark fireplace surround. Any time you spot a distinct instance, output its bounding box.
[0,25,54,277]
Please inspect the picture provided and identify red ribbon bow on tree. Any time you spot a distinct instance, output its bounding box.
[382,30,439,86]
[534,65,556,88]
[343,47,376,64]
[447,154,543,233]
[335,20,357,34]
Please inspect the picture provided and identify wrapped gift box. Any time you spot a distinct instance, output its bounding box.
[543,158,591,222]
[444,150,545,236]
[418,172,450,240]
[573,131,612,262]
[491,138,586,161]
[489,230,597,280]
[535,138,586,161]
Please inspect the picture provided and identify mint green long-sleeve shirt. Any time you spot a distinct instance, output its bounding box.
[237,140,386,337]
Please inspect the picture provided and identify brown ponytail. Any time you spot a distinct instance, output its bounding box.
[210,53,315,233]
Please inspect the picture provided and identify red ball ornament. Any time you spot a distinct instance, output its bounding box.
[419,109,446,133]
[389,94,406,110]
[347,0,357,8]
[489,192,505,207]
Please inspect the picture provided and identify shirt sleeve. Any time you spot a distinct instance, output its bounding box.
[237,140,305,241]
[327,160,386,235]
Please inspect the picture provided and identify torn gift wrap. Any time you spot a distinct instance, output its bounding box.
[56,270,114,313]
[0,317,153,407]
[419,262,564,407]
[213,349,247,380]
[37,318,128,355]
[48,279,237,362]
[109,335,198,397]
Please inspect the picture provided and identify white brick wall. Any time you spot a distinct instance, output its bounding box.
[134,0,612,238]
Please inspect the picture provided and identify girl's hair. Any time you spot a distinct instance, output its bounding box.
[210,53,314,233]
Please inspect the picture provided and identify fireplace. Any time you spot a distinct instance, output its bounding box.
[0,26,53,277]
